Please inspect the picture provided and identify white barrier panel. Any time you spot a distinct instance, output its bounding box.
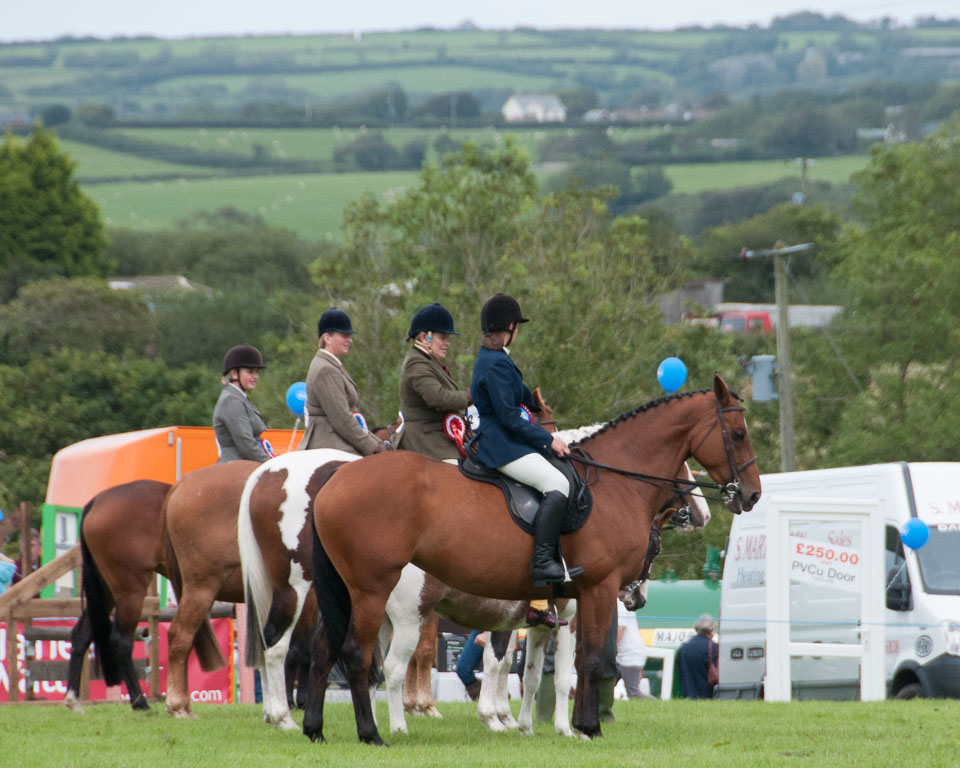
[643,646,676,700]
[764,496,885,702]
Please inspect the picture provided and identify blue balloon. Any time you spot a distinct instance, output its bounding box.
[286,381,307,416]
[901,518,930,550]
[657,357,687,393]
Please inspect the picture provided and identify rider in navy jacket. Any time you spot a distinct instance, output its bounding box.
[470,294,582,628]
[471,345,552,468]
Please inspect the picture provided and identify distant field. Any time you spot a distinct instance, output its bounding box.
[84,171,419,240]
[152,65,565,101]
[60,140,211,179]
[663,156,869,195]
[101,126,554,165]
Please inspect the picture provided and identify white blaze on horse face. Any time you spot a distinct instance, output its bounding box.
[277,449,362,552]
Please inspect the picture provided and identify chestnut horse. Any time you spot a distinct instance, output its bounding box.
[305,374,761,744]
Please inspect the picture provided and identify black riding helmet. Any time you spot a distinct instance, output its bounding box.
[480,293,529,334]
[317,308,355,337]
[222,344,266,376]
[407,303,459,340]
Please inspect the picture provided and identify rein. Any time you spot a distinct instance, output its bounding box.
[567,396,757,507]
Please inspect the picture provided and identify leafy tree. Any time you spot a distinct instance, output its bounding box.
[556,87,599,118]
[0,125,109,301]
[416,92,482,121]
[309,139,699,428]
[0,349,216,507]
[73,103,115,126]
[333,132,400,171]
[695,203,843,302]
[0,277,154,366]
[38,104,71,127]
[108,208,318,292]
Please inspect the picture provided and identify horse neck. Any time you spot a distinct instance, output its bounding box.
[573,392,711,503]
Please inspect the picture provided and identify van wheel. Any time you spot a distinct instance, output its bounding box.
[894,683,923,700]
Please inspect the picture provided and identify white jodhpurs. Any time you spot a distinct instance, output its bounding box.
[497,452,568,497]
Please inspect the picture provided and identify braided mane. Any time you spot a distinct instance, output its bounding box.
[560,389,716,447]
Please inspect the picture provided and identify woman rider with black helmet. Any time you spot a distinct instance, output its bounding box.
[213,343,271,463]
[394,303,472,461]
[470,293,582,627]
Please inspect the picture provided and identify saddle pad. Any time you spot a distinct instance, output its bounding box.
[458,452,592,535]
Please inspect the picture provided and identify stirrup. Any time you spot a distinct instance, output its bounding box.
[561,557,583,582]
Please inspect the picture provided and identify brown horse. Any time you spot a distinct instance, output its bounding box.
[162,460,257,720]
[304,374,761,743]
[65,480,180,712]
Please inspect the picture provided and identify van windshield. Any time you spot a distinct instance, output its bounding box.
[916,528,960,594]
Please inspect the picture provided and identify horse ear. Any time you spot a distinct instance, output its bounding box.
[532,386,546,411]
[713,373,730,403]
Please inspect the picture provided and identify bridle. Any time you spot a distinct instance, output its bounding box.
[689,397,758,509]
[568,394,757,511]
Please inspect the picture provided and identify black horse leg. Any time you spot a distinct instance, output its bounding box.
[66,612,93,706]
[571,646,603,738]
[302,619,334,743]
[284,651,297,709]
[341,631,385,746]
[112,626,149,710]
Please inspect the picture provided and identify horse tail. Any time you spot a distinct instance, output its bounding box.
[311,516,352,672]
[162,500,225,672]
[80,496,122,687]
[237,462,271,670]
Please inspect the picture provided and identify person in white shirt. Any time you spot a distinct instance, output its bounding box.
[616,590,651,698]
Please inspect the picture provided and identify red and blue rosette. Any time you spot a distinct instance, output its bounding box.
[352,411,368,434]
[519,404,533,423]
[443,412,467,457]
[259,438,276,458]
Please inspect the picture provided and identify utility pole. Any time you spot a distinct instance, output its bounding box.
[740,242,815,472]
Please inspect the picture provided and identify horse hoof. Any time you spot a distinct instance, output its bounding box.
[519,724,534,736]
[64,694,85,714]
[170,709,197,720]
[424,706,442,719]
[131,695,150,711]
[557,727,575,738]
[499,715,519,730]
[277,716,299,731]
[480,716,507,732]
[360,734,387,747]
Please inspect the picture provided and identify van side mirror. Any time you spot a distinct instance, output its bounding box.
[886,567,911,611]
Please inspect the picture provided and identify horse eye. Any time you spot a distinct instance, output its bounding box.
[732,428,745,441]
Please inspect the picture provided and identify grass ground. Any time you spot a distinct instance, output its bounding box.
[1,699,958,768]
[84,171,419,240]
[663,156,869,195]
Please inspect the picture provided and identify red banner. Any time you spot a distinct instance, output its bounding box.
[0,617,234,704]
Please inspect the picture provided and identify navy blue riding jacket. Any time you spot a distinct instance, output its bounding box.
[470,345,553,468]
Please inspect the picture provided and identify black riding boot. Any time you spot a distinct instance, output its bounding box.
[531,491,581,587]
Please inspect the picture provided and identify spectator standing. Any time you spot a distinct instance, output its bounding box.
[677,613,718,699]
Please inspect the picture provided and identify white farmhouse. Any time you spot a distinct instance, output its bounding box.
[501,94,567,123]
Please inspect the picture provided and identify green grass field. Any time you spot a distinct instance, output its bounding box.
[84,171,419,240]
[1,699,957,768]
[151,65,566,101]
[662,156,869,195]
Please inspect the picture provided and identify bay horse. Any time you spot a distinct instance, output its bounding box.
[65,480,177,712]
[305,374,761,743]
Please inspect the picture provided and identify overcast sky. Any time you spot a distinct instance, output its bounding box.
[3,1,959,42]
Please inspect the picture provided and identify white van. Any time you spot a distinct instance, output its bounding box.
[718,462,960,700]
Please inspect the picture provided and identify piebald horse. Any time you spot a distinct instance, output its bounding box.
[305,375,761,743]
